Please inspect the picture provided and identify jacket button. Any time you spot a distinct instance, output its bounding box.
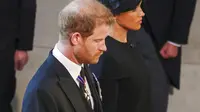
[130,44,135,48]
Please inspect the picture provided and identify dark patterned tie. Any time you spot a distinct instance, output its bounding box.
[79,67,92,107]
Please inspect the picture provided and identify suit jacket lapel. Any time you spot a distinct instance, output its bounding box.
[47,53,93,112]
[58,78,93,112]
[84,64,103,112]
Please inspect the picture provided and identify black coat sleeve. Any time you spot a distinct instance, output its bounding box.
[16,0,36,50]
[168,0,196,44]
[22,89,58,112]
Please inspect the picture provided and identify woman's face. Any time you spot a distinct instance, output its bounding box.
[116,2,145,30]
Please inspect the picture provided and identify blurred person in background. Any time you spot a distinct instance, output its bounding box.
[134,0,197,112]
[0,0,36,111]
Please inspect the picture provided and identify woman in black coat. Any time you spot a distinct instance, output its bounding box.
[90,0,151,112]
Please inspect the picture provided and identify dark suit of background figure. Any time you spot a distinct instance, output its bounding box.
[90,34,151,112]
[0,0,36,111]
[142,0,196,89]
[22,52,103,112]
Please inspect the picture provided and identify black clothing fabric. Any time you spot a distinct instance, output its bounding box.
[142,0,196,88]
[90,33,151,112]
[0,0,36,111]
[22,52,103,112]
[133,29,169,112]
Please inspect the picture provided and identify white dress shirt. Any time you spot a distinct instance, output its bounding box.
[52,44,94,109]
[167,41,181,47]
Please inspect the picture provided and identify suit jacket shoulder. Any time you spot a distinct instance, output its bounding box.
[22,52,93,112]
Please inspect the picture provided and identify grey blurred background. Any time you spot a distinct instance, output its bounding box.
[11,0,200,112]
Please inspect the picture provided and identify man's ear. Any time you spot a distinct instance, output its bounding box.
[70,32,82,46]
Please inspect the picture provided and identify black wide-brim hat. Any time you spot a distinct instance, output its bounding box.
[99,0,141,15]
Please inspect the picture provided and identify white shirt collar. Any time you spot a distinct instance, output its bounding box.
[52,44,82,86]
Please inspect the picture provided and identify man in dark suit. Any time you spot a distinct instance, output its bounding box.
[0,0,36,111]
[142,0,196,89]
[133,0,196,112]
[22,0,114,112]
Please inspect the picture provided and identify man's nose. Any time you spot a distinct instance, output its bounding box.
[100,42,107,52]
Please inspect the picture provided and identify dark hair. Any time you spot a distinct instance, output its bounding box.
[100,0,141,15]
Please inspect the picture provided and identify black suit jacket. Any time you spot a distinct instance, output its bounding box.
[0,0,36,102]
[142,0,196,89]
[0,0,36,51]
[22,52,103,112]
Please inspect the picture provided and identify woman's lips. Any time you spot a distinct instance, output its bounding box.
[138,20,142,24]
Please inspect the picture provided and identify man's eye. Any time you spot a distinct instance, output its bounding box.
[95,39,102,42]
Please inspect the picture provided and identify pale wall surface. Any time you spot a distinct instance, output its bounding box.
[11,0,200,112]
